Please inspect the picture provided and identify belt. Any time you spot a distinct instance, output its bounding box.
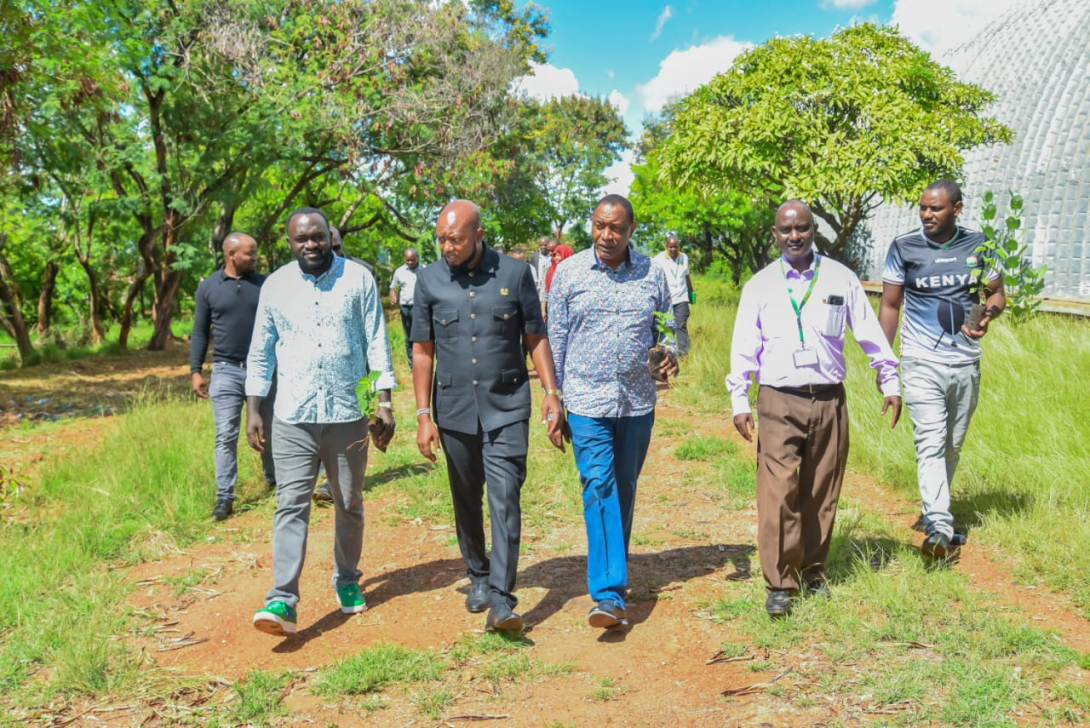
[768,382,842,398]
[214,359,246,369]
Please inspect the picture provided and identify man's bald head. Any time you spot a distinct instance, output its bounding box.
[439,200,482,232]
[772,200,816,269]
[436,200,484,269]
[223,232,258,276]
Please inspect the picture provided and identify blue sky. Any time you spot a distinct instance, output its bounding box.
[514,0,1021,192]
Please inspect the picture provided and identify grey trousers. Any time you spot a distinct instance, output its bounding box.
[266,416,369,607]
[209,362,275,502]
[673,301,691,356]
[903,357,981,539]
[438,420,529,610]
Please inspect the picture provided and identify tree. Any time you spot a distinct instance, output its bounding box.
[658,23,1012,269]
[630,109,773,283]
[492,95,627,244]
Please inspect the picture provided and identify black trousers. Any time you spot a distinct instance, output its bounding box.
[399,304,413,368]
[438,420,529,610]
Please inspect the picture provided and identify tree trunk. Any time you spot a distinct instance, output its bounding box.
[147,269,184,351]
[75,254,106,343]
[37,260,59,335]
[0,253,33,363]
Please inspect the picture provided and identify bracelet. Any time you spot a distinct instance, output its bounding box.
[377,402,392,410]
[543,388,562,398]
[416,407,431,418]
[985,305,1003,319]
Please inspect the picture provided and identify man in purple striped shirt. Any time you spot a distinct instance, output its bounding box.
[726,200,901,618]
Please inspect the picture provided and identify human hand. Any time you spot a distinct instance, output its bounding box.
[733,413,754,443]
[416,416,441,463]
[881,395,902,429]
[372,407,395,452]
[191,372,209,399]
[541,395,566,452]
[246,401,265,452]
[962,313,993,340]
[659,350,680,381]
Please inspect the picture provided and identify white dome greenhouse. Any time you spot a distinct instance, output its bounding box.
[858,0,1090,300]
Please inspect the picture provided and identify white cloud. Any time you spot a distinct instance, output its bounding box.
[635,35,752,113]
[891,0,1023,53]
[607,90,630,116]
[602,148,637,197]
[820,0,877,9]
[650,5,674,42]
[515,61,581,101]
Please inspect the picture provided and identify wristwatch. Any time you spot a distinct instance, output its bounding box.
[543,388,563,400]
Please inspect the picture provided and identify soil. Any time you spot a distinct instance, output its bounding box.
[3,346,1088,726]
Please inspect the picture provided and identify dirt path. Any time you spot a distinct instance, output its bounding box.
[6,348,1089,725]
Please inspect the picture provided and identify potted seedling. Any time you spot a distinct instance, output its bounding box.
[648,311,675,382]
[355,370,389,452]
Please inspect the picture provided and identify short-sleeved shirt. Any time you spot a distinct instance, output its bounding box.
[883,226,1000,365]
[548,247,673,418]
[653,250,691,306]
[390,263,418,305]
[411,245,545,435]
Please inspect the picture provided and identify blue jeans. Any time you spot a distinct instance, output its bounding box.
[568,411,655,610]
[209,363,275,502]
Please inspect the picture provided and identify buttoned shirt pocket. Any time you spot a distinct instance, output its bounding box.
[498,367,522,391]
[822,302,846,339]
[434,369,453,409]
[492,304,518,339]
[433,308,460,341]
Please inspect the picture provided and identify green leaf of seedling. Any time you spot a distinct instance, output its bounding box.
[1003,274,1018,288]
[1006,217,1021,230]
[1010,195,1023,210]
[983,203,997,220]
[983,190,994,204]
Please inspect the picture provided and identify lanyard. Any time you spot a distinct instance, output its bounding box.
[781,255,821,347]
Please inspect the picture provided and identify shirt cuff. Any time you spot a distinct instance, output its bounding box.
[245,377,272,398]
[879,377,901,398]
[730,394,751,416]
[373,370,397,391]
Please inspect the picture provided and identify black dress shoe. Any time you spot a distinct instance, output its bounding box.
[921,532,952,560]
[765,590,793,618]
[465,582,490,613]
[212,498,233,521]
[588,600,627,629]
[485,605,523,632]
[805,579,830,599]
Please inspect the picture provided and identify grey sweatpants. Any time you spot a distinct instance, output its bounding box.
[903,357,981,540]
[266,416,369,607]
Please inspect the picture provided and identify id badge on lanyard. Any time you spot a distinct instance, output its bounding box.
[782,256,821,369]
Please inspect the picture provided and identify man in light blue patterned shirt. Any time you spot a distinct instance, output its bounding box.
[548,194,678,631]
[244,207,396,637]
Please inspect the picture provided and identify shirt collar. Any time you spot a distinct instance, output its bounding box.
[592,245,633,272]
[781,252,818,280]
[448,244,498,278]
[297,253,343,283]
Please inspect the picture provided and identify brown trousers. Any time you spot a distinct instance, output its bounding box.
[755,384,849,592]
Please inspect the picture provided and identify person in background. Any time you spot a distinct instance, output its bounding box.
[190,232,276,521]
[652,234,695,356]
[540,243,573,320]
[389,248,420,369]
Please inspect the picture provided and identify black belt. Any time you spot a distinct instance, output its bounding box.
[768,382,843,398]
[215,359,246,369]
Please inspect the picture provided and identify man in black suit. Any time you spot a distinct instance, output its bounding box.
[411,200,565,632]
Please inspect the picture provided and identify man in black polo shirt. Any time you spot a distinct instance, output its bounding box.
[191,232,276,520]
[412,200,566,632]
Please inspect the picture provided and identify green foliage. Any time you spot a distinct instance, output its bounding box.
[631,108,774,280]
[355,370,384,422]
[659,24,1012,268]
[978,190,1046,322]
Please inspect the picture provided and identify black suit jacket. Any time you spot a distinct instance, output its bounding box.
[411,245,544,435]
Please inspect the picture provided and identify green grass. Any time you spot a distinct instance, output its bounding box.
[673,435,739,461]
[0,317,194,370]
[0,398,268,702]
[310,644,447,696]
[229,670,290,726]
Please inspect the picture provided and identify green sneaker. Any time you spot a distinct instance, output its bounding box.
[336,583,367,614]
[253,600,297,636]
